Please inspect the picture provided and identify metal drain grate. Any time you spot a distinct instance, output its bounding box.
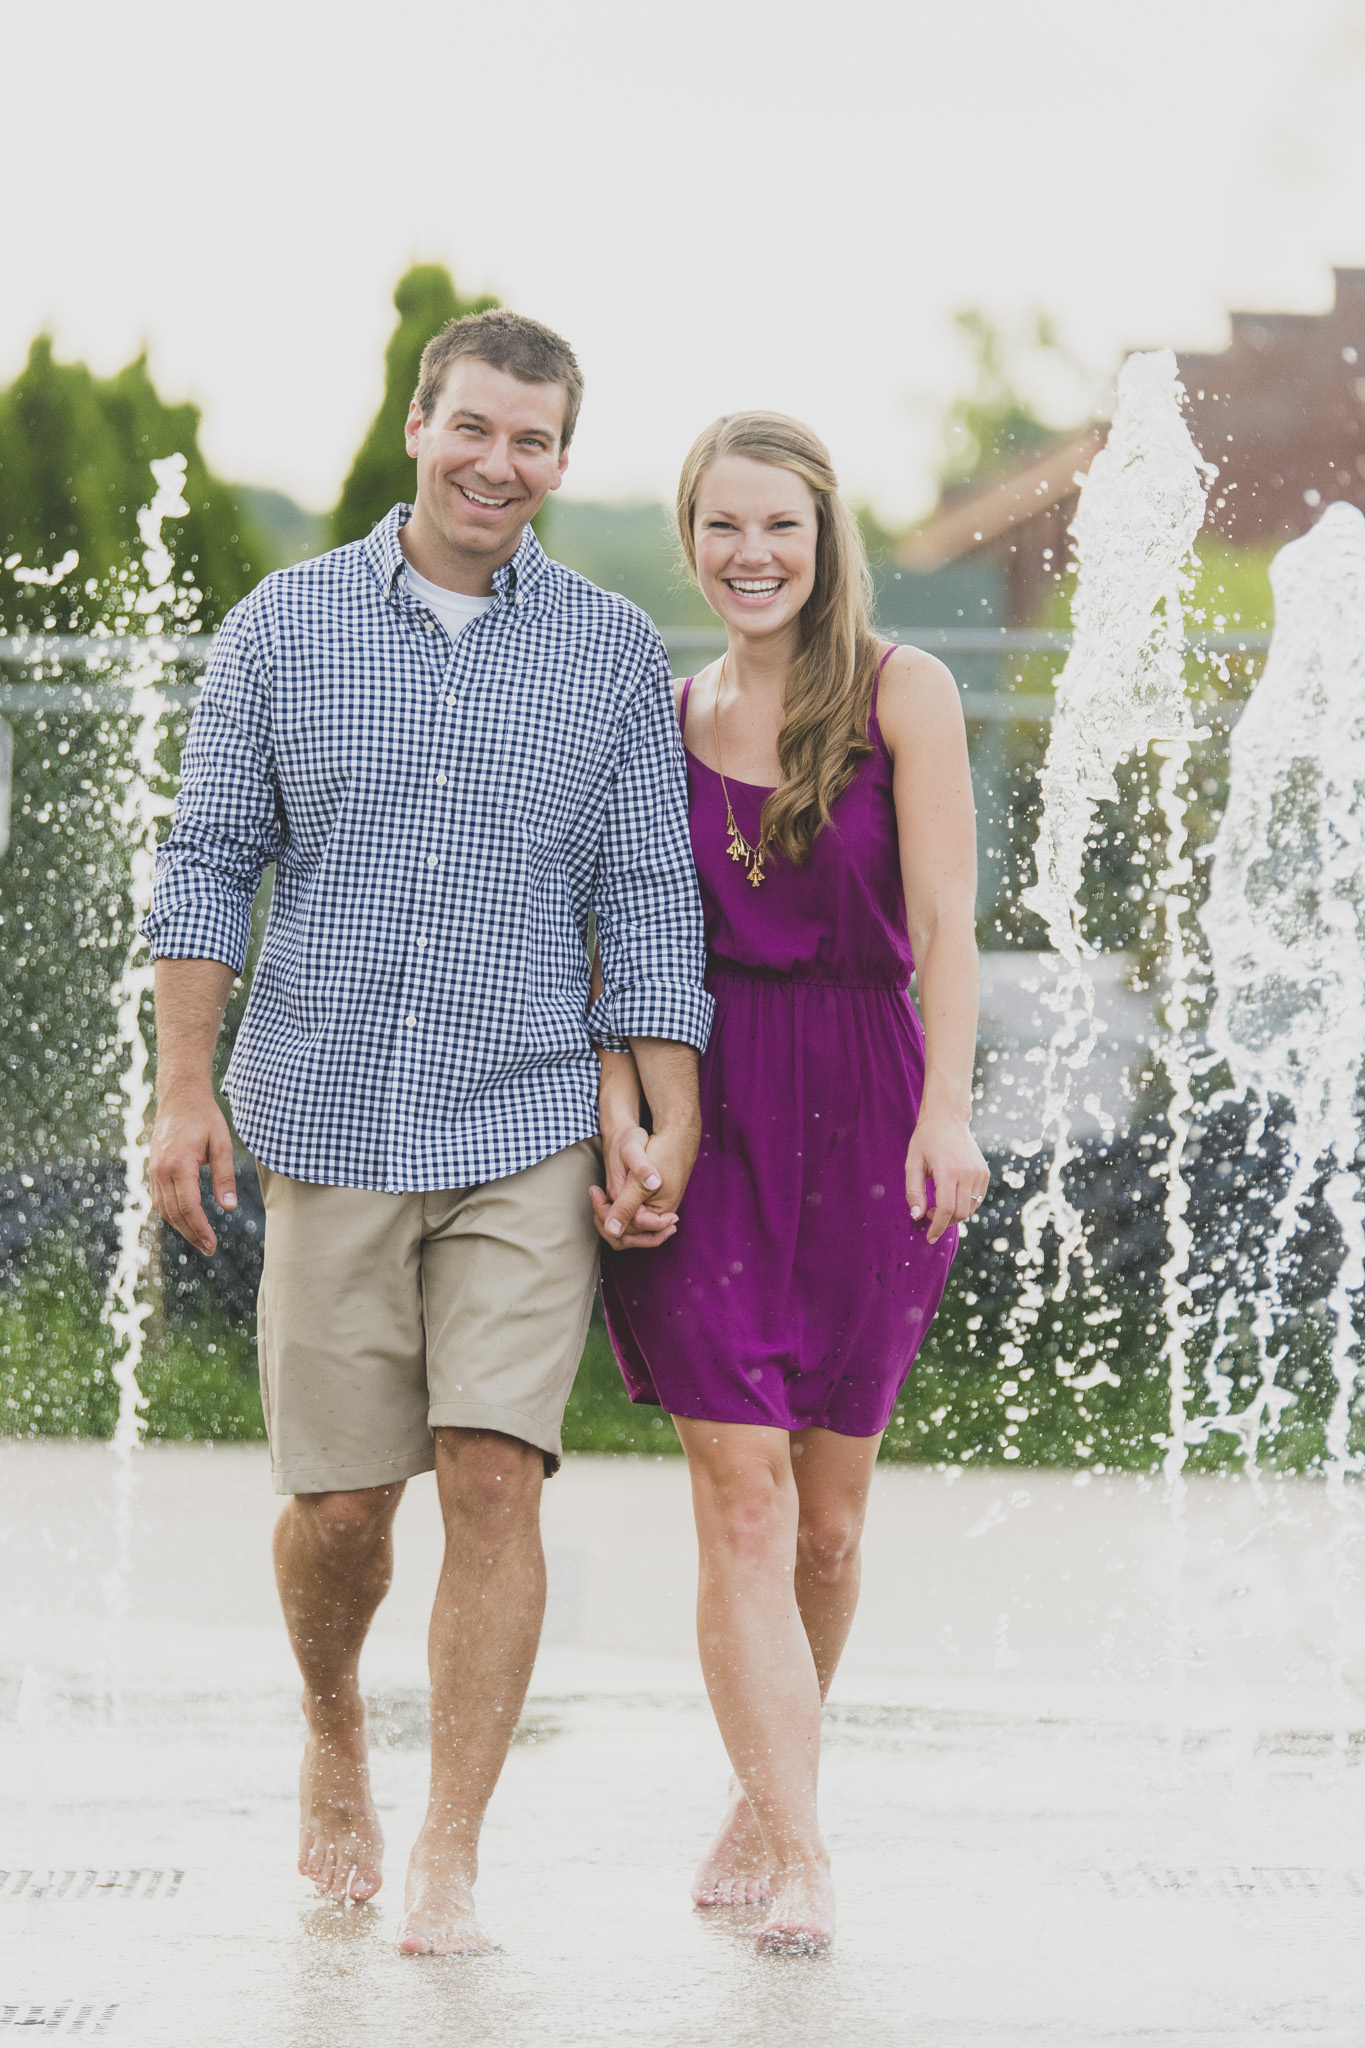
[1096,1864,1365,1899]
[0,2008,120,2035]
[0,1870,183,1902]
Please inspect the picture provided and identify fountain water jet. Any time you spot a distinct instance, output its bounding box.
[1200,499,1365,1487]
[1001,352,1212,1472]
[98,454,188,1706]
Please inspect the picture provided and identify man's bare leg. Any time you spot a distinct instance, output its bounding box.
[690,1426,880,1916]
[396,1428,546,1957]
[273,1482,405,1903]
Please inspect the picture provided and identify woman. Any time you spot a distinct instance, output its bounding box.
[591,413,988,1953]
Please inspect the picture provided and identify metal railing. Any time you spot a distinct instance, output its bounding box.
[0,627,1272,723]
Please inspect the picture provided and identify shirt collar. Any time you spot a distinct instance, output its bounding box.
[364,503,555,613]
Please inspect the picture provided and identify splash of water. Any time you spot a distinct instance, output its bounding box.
[1000,353,1212,1440]
[99,455,187,1696]
[1200,501,1365,1486]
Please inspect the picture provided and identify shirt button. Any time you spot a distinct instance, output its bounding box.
[426,854,439,868]
[435,772,448,787]
[424,619,438,634]
[445,694,457,707]
[414,936,427,949]
[404,1014,417,1028]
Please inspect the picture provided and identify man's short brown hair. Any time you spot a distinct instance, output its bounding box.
[415,309,584,448]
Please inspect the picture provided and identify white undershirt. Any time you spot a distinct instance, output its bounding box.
[405,562,495,641]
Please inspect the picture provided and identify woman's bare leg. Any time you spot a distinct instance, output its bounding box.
[675,1418,834,1950]
[689,1424,882,1915]
[791,1426,882,1693]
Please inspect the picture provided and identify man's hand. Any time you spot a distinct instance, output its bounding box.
[590,1034,701,1251]
[592,1121,672,1249]
[150,1087,238,1255]
[591,1122,699,1252]
[149,957,239,1254]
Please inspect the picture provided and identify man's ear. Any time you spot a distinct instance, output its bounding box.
[550,439,570,490]
[404,400,424,459]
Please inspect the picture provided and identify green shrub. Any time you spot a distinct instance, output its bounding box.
[3,1225,1352,1473]
[1,1228,262,1443]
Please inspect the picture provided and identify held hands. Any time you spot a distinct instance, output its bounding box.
[906,1110,990,1244]
[149,1087,238,1256]
[590,1122,699,1252]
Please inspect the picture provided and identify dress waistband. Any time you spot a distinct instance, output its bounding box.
[708,965,910,993]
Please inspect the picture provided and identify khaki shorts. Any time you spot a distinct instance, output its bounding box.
[255,1137,603,1495]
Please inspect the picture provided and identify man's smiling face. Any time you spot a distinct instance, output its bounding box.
[404,357,570,568]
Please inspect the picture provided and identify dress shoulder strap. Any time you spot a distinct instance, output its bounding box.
[678,674,694,733]
[869,645,896,760]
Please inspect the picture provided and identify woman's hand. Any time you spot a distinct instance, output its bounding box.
[905,1110,989,1244]
[591,1122,689,1251]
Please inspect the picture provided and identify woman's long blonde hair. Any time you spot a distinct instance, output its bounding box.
[676,412,881,866]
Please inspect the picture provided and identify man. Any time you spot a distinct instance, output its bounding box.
[146,310,710,1955]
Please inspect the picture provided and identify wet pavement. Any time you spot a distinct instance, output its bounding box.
[4,1442,1365,2045]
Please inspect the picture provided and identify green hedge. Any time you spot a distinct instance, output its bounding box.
[2,1220,1348,1473]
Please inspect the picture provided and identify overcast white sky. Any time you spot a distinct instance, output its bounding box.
[6,0,1365,521]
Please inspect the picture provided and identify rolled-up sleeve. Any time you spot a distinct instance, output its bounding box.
[588,647,713,1055]
[142,597,284,973]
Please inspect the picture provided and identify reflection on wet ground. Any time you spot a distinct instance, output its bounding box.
[4,1444,1365,2044]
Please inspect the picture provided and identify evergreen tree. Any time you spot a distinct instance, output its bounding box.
[331,264,497,547]
[0,336,267,632]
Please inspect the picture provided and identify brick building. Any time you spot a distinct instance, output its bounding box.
[900,267,1365,624]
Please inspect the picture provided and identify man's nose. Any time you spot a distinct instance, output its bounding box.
[476,436,518,484]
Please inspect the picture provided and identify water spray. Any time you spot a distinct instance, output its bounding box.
[1201,501,1365,1485]
[1002,352,1212,1479]
[99,454,188,1702]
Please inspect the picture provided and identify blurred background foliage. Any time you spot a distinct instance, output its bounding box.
[937,307,1090,492]
[3,265,1329,1476]
[0,337,267,633]
[331,264,498,548]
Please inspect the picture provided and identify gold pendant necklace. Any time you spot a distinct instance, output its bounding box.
[713,654,769,888]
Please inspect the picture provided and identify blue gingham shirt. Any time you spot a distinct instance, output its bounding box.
[145,507,713,1191]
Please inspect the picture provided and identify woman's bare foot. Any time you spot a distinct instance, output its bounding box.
[395,1831,497,1957]
[297,1697,384,1904]
[692,1777,773,1908]
[753,1854,835,1954]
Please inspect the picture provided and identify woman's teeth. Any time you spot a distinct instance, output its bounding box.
[728,580,782,595]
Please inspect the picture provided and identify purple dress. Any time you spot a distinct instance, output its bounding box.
[600,661,958,1436]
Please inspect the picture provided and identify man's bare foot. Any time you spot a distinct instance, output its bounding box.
[692,1777,772,1908]
[298,1696,384,1904]
[395,1830,497,1957]
[753,1854,835,1954]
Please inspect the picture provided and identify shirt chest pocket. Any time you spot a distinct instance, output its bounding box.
[274,689,421,851]
[450,691,613,850]
[454,751,596,855]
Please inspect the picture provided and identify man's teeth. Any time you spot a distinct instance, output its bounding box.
[730,580,782,594]
[461,487,510,508]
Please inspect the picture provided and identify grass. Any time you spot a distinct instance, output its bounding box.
[1,1230,263,1443]
[2,1224,1354,1472]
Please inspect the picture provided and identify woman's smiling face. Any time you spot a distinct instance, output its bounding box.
[692,455,819,638]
